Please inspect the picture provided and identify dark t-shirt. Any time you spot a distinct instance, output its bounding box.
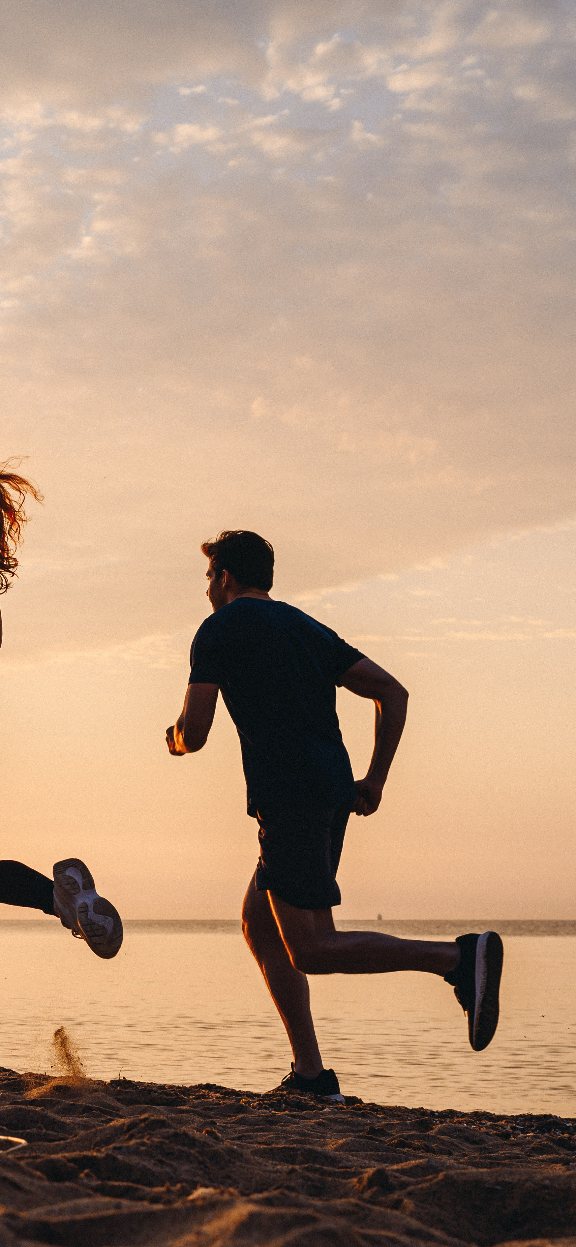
[188,598,364,814]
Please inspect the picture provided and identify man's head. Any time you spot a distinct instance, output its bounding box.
[201,530,274,611]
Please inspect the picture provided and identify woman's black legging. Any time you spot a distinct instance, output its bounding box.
[0,861,55,915]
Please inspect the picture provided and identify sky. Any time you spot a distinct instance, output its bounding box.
[1,0,574,918]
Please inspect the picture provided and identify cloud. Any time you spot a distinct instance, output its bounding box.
[1,629,188,672]
[471,7,552,49]
[349,119,384,147]
[352,624,576,645]
[387,63,445,93]
[2,0,575,626]
[0,1,265,109]
[154,122,224,152]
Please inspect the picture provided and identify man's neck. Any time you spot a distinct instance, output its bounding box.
[229,590,271,603]
[234,588,270,598]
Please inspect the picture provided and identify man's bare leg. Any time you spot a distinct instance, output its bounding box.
[241,882,462,1079]
[241,874,324,1077]
[268,895,460,977]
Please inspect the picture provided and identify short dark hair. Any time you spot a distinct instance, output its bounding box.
[201,530,274,591]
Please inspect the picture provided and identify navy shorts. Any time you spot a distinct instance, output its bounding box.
[254,802,351,910]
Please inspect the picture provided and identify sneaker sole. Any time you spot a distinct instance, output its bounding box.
[53,859,123,960]
[267,1088,346,1104]
[472,931,503,1051]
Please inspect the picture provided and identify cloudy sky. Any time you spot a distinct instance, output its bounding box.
[2,0,574,918]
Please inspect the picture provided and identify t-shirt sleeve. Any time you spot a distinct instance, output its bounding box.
[332,639,365,684]
[188,618,222,685]
[316,622,364,685]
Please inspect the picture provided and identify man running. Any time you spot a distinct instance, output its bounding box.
[0,461,122,958]
[166,530,503,1101]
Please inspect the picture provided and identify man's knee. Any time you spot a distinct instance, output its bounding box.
[241,883,271,951]
[241,895,256,947]
[283,935,328,975]
[287,942,310,972]
[268,896,334,973]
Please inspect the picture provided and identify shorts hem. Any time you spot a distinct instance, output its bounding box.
[255,873,341,910]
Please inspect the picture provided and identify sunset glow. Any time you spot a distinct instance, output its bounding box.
[2,0,574,918]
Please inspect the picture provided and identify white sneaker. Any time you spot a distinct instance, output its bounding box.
[53,858,123,960]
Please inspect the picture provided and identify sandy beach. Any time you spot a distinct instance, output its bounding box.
[1,1060,575,1247]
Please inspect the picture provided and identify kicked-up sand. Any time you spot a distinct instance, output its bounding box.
[0,1064,575,1246]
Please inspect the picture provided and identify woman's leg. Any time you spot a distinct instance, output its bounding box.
[0,860,54,915]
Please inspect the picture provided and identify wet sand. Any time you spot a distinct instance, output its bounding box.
[0,1067,575,1246]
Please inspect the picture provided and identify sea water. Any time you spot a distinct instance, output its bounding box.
[0,919,574,1117]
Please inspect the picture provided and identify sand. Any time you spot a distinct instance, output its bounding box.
[0,1065,575,1246]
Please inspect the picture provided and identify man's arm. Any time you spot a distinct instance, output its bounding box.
[166,683,218,755]
[340,657,409,816]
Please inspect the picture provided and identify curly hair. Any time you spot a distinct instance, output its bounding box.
[0,462,43,594]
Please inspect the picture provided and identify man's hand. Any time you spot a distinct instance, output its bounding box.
[166,725,186,755]
[353,777,383,816]
[166,683,219,756]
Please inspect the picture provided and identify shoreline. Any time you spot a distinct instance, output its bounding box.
[0,1069,575,1245]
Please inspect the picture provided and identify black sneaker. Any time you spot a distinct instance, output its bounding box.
[272,1064,345,1103]
[445,931,503,1051]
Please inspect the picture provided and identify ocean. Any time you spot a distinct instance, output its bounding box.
[0,919,574,1117]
